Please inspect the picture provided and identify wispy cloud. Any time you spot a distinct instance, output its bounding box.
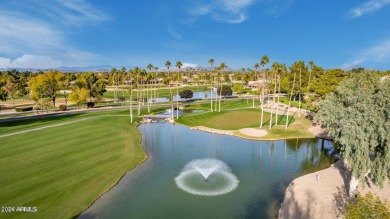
[0,0,108,68]
[189,0,255,24]
[264,0,295,17]
[188,0,293,23]
[0,55,62,69]
[167,26,183,40]
[349,0,390,18]
[341,39,390,69]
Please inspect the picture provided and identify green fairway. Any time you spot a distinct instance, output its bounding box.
[177,108,294,130]
[103,86,209,99]
[183,98,255,111]
[0,115,146,219]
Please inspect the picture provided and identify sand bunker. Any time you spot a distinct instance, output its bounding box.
[238,128,267,137]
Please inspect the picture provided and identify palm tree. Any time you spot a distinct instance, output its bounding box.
[175,61,183,119]
[298,67,302,117]
[260,55,269,128]
[110,68,118,102]
[133,67,141,116]
[308,61,314,90]
[208,58,214,69]
[128,69,134,123]
[165,61,173,120]
[120,67,126,106]
[286,68,297,129]
[254,63,259,81]
[218,62,227,112]
[154,66,159,104]
[208,58,214,112]
[269,62,280,129]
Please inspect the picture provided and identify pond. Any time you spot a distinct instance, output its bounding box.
[79,123,334,219]
[148,89,223,103]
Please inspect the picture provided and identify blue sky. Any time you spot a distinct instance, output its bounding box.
[0,0,390,70]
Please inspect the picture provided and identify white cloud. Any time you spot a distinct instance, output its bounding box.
[58,0,109,23]
[0,0,107,67]
[182,63,198,68]
[0,57,11,67]
[189,0,294,23]
[349,0,390,18]
[189,0,255,24]
[0,55,62,69]
[341,39,390,69]
[0,12,63,54]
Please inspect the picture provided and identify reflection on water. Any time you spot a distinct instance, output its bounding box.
[80,123,334,219]
[148,90,220,103]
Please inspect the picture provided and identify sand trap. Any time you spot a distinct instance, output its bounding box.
[238,128,267,137]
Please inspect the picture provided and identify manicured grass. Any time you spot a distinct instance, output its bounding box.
[248,115,315,140]
[177,108,294,130]
[183,98,255,111]
[0,115,146,219]
[0,110,127,135]
[103,86,209,99]
[279,97,309,110]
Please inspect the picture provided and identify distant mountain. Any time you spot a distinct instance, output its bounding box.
[55,65,116,72]
[0,65,134,72]
[0,65,239,73]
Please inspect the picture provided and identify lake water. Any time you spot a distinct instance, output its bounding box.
[148,89,221,103]
[79,123,334,219]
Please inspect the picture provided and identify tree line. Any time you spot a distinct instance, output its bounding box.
[1,60,389,112]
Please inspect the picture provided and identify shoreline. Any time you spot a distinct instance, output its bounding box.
[186,123,332,141]
[278,159,390,218]
[75,122,149,218]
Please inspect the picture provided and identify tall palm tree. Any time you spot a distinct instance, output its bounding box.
[218,62,227,112]
[133,67,142,116]
[254,63,259,81]
[110,68,118,102]
[120,67,126,106]
[208,58,214,69]
[298,67,302,117]
[165,61,173,120]
[175,61,183,119]
[260,55,269,128]
[154,66,159,104]
[208,58,214,112]
[286,68,297,129]
[128,69,134,123]
[269,62,280,129]
[308,61,314,89]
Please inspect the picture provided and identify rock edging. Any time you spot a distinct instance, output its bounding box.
[190,126,234,136]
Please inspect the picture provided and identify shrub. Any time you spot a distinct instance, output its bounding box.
[15,106,33,112]
[179,89,193,100]
[118,96,126,102]
[217,85,233,97]
[344,192,390,219]
[87,102,95,108]
[59,104,67,111]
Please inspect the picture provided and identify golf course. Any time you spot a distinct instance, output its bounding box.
[0,111,146,219]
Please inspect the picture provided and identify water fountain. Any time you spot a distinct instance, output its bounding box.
[175,159,239,196]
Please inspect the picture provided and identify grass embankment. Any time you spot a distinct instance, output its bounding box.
[177,108,315,140]
[0,112,146,219]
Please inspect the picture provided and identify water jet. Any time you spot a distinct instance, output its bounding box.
[175,159,239,196]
